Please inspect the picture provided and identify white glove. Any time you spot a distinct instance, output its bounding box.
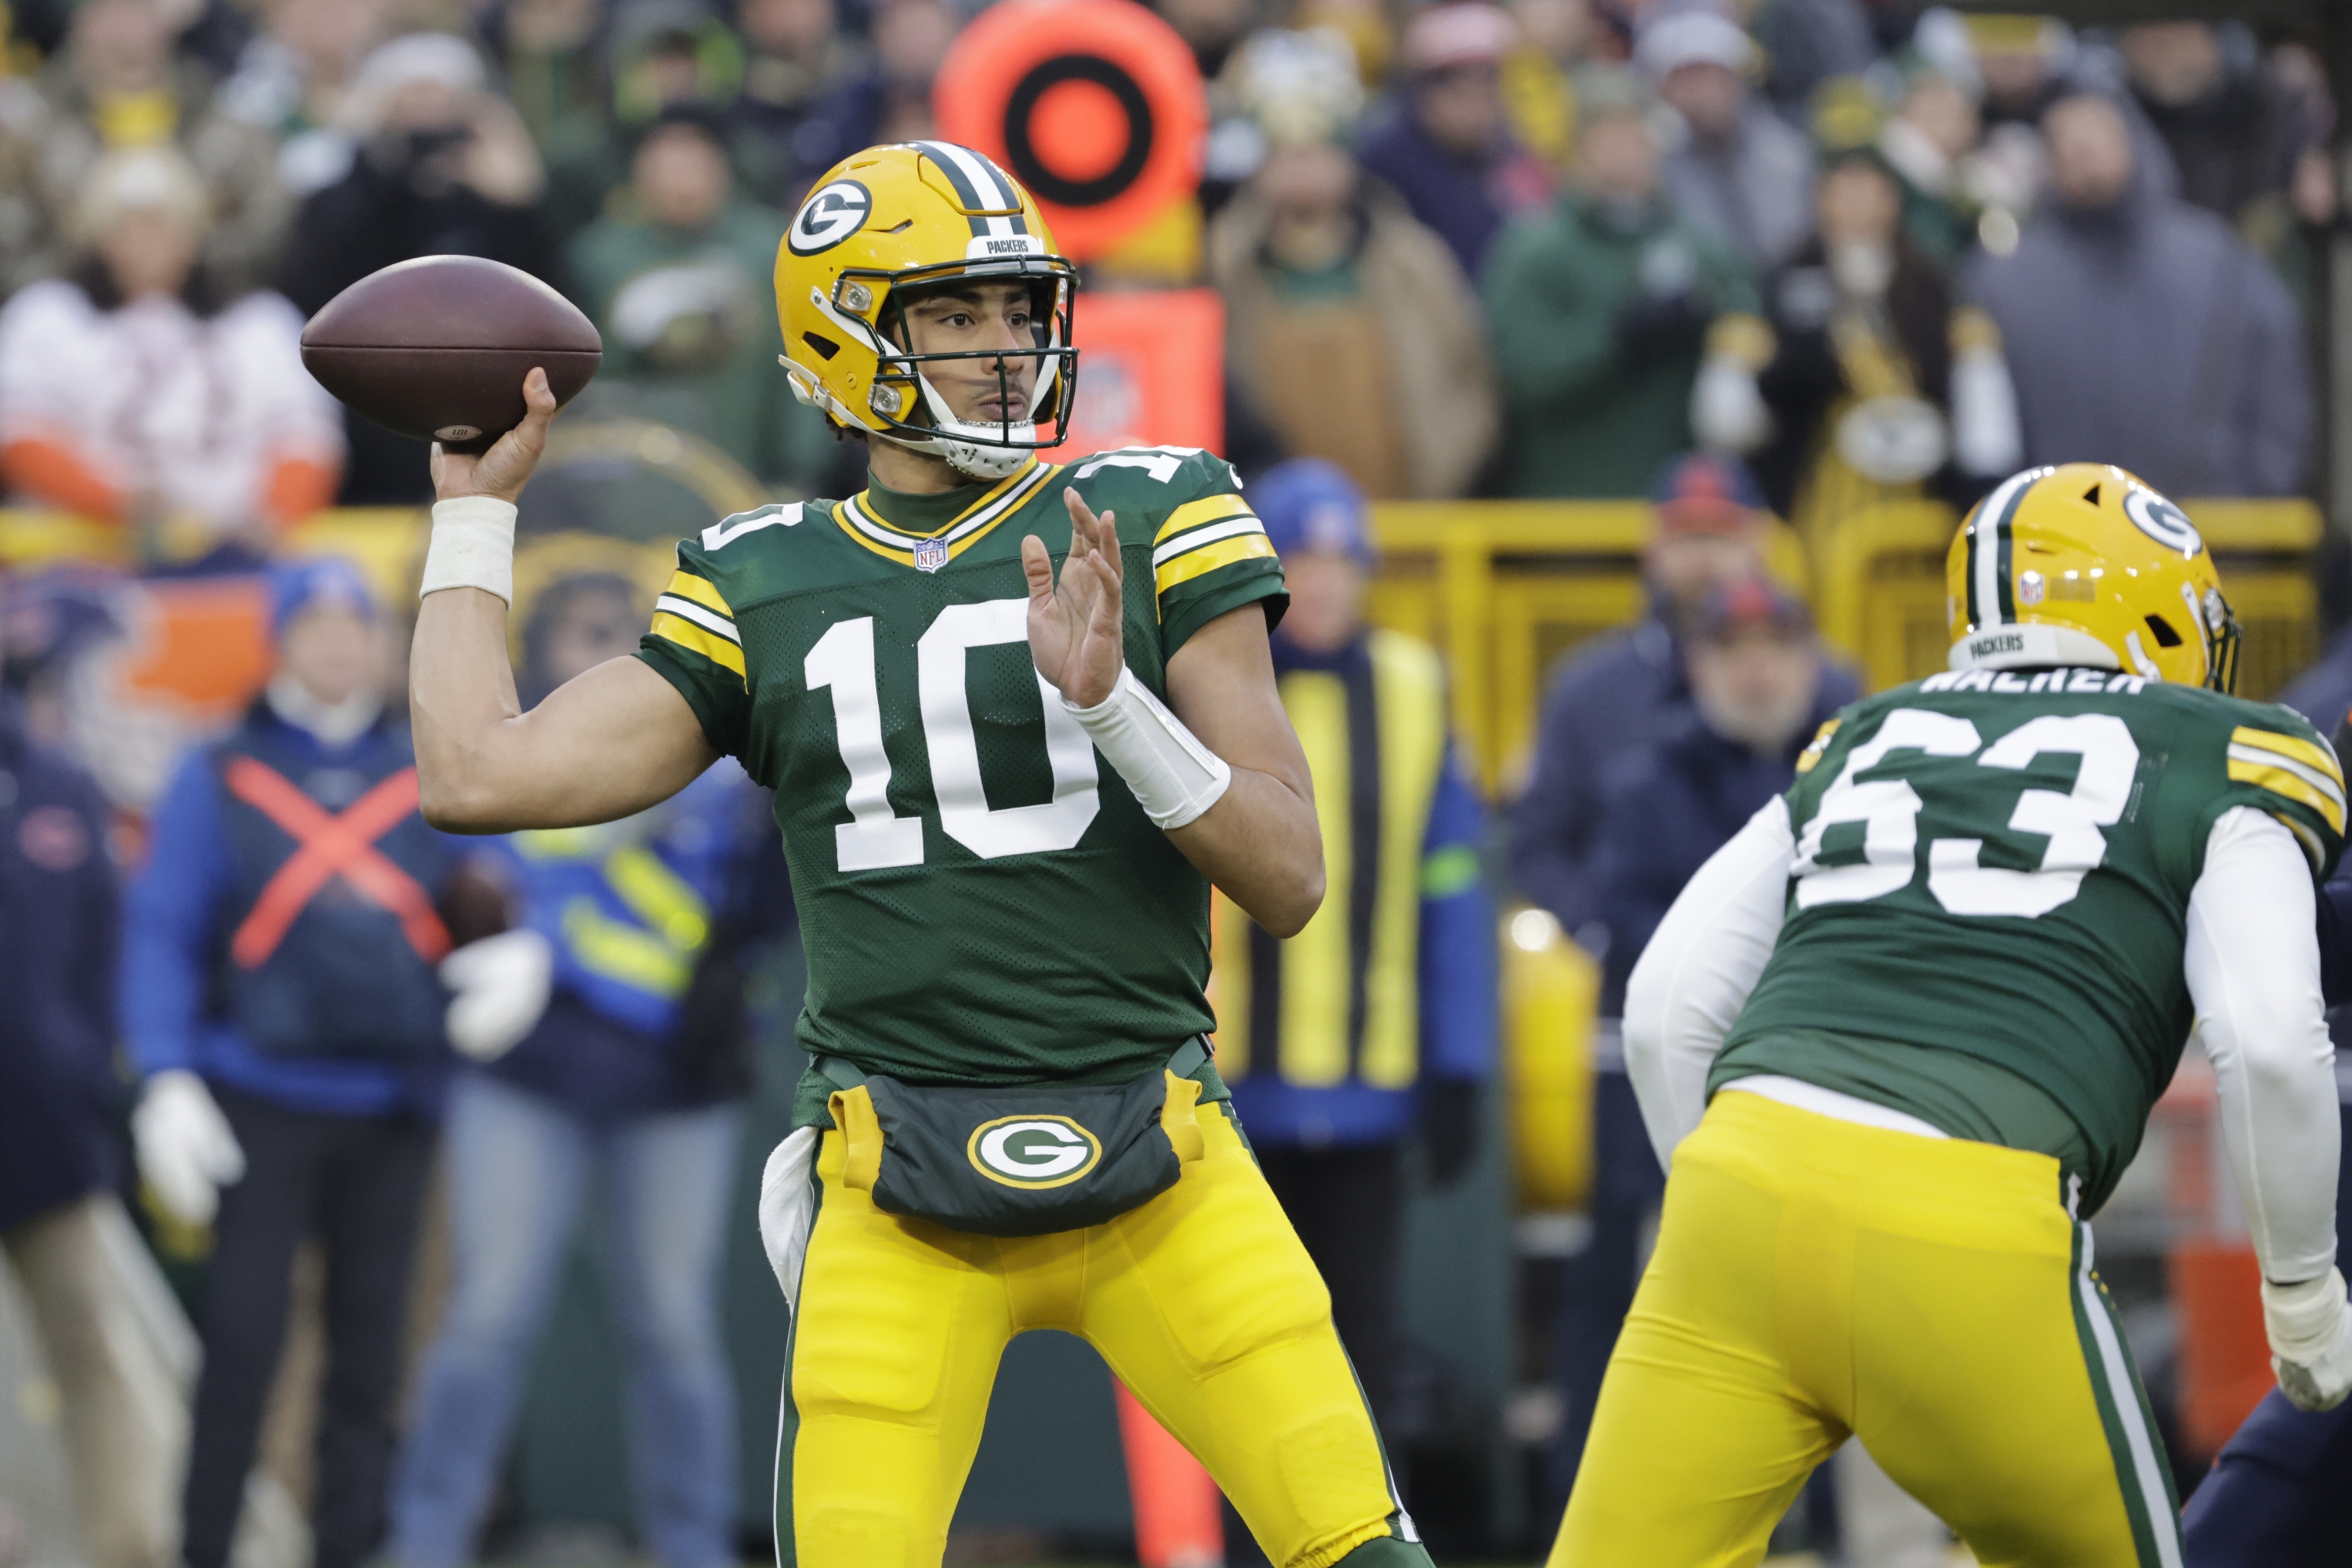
[132,1070,246,1226]
[440,928,555,1062]
[1690,354,1771,454]
[1949,342,2023,477]
[2263,1268,2352,1412]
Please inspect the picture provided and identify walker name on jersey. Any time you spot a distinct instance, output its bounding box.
[1923,666,2149,697]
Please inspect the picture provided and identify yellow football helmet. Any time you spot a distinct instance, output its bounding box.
[1945,463,2239,691]
[775,141,1078,481]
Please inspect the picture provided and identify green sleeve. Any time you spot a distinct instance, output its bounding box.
[636,539,753,760]
[2194,703,2347,882]
[1138,449,1288,658]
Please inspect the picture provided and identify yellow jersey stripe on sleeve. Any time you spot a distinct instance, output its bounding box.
[1152,514,1266,569]
[2231,725,2343,788]
[662,569,735,619]
[1153,493,1254,544]
[2270,811,2328,873]
[1155,531,1278,596]
[1795,718,1841,774]
[652,611,746,679]
[2227,749,2347,835]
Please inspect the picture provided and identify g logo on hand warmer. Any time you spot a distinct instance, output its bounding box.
[967,1115,1102,1188]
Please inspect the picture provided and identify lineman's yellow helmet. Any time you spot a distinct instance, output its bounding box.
[775,141,1077,481]
[1946,463,2239,691]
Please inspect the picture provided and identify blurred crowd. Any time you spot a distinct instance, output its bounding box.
[0,0,2339,545]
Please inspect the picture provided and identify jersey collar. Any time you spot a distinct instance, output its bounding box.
[833,458,1059,570]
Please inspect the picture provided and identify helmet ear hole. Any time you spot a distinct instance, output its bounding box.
[2143,614,2183,649]
[802,332,840,361]
[2082,483,2102,506]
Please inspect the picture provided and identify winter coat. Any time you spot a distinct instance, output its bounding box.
[1657,101,1817,272]
[0,699,122,1232]
[566,200,833,489]
[1483,191,1757,497]
[1356,106,1554,281]
[1965,176,2311,498]
[1209,180,1499,499]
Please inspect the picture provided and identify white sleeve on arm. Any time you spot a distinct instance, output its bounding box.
[2185,805,2343,1286]
[1624,795,1797,1170]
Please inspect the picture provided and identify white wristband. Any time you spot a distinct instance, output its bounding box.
[1063,666,1232,830]
[420,496,520,604]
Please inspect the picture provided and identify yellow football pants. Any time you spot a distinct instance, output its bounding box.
[1550,1090,2183,1568]
[776,1102,1413,1568]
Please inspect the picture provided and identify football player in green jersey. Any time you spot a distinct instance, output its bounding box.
[405,142,1434,1568]
[1549,463,2352,1568]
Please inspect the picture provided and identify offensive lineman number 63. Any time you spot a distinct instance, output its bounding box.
[1795,709,2140,920]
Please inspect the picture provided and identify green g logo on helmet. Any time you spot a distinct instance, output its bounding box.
[967,1115,1103,1189]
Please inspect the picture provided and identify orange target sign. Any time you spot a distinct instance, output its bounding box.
[934,0,1207,260]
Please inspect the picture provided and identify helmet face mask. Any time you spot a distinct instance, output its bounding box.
[1944,463,2240,694]
[862,266,1076,455]
[778,143,1083,482]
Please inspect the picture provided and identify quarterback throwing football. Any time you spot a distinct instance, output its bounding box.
[1554,464,2352,1566]
[407,143,1431,1568]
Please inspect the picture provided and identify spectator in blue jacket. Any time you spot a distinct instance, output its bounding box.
[1511,451,1777,949]
[1549,575,1854,1500]
[123,557,475,1568]
[1213,459,1497,1436]
[0,612,158,1568]
[389,566,788,1568]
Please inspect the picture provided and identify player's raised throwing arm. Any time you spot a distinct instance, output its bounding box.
[410,369,717,832]
[1025,489,1325,937]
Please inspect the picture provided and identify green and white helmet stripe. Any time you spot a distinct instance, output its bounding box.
[1953,466,2124,673]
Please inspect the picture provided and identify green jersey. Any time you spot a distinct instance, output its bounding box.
[634,447,1287,1127]
[1716,666,2346,1214]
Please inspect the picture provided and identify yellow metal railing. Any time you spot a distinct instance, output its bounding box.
[1368,496,2326,790]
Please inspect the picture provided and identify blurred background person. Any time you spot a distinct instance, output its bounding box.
[389,561,786,1568]
[1873,57,1990,260]
[1497,0,1593,174]
[0,148,343,554]
[120,560,480,1568]
[1511,452,1778,953]
[488,0,607,155]
[536,2,753,248]
[1211,460,1494,1559]
[213,0,391,201]
[277,31,551,505]
[731,0,872,207]
[0,583,158,1568]
[1635,7,1813,274]
[567,106,834,492]
[1967,90,2312,498]
[1483,73,1756,498]
[2118,21,2300,238]
[1697,143,2020,529]
[1210,31,1496,500]
[0,0,286,298]
[1548,572,1849,1506]
[1359,1,1552,282]
[1744,0,1875,121]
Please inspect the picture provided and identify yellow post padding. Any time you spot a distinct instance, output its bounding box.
[1502,906,1596,1214]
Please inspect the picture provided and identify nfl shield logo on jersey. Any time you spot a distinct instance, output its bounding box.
[914,536,949,573]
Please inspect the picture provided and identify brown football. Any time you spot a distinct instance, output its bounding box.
[299,256,601,452]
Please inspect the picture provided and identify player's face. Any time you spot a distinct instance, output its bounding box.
[899,281,1044,427]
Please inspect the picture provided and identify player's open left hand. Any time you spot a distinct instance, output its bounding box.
[430,366,558,506]
[1024,488,1124,709]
